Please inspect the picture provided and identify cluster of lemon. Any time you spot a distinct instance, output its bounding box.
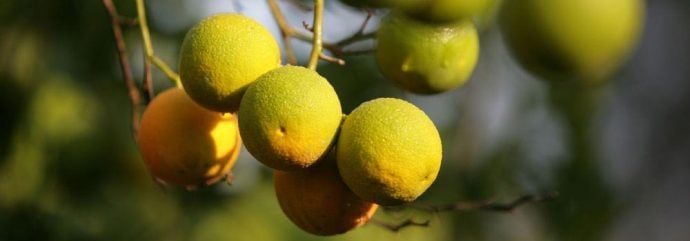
[136,14,442,236]
[135,0,644,235]
[348,0,643,88]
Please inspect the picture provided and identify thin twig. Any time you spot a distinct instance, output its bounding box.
[142,55,154,103]
[306,0,324,70]
[416,192,559,213]
[267,0,298,65]
[375,192,558,232]
[266,2,375,65]
[319,53,345,65]
[370,219,430,232]
[102,0,141,137]
[135,0,181,86]
[286,0,312,11]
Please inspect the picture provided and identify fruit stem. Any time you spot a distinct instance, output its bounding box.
[307,0,324,70]
[135,0,182,87]
[266,1,375,66]
[102,0,141,137]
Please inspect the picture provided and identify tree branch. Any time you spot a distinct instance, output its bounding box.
[374,192,559,232]
[266,2,376,66]
[306,0,324,70]
[267,0,298,65]
[418,192,559,213]
[102,0,141,137]
[135,0,181,86]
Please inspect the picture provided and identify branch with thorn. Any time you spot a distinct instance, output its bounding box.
[267,0,377,66]
[373,192,559,232]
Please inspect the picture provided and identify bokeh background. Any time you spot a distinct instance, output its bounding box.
[1,0,689,240]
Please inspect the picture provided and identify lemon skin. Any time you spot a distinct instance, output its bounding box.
[179,13,281,113]
[376,12,479,94]
[238,66,343,171]
[336,98,442,205]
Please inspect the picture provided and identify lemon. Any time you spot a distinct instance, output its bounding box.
[238,66,342,171]
[336,98,442,205]
[376,12,479,94]
[179,13,281,113]
[405,0,502,25]
[137,88,241,187]
[274,157,378,236]
[501,0,644,83]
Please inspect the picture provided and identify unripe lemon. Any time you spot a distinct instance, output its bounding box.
[376,12,479,94]
[274,158,378,236]
[137,88,241,187]
[337,98,442,205]
[238,66,342,171]
[405,0,502,25]
[501,0,644,83]
[179,13,281,113]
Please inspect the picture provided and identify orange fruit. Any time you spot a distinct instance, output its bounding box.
[137,88,241,187]
[274,158,378,235]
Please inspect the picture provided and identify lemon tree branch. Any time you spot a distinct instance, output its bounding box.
[267,0,299,65]
[266,1,376,66]
[102,0,142,137]
[306,0,324,70]
[373,192,558,232]
[135,0,181,87]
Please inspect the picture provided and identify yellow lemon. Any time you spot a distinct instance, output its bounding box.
[376,12,479,94]
[337,98,442,205]
[137,88,241,187]
[501,0,645,83]
[179,13,281,113]
[238,66,342,171]
[274,157,378,236]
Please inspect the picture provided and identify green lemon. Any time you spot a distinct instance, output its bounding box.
[405,0,503,25]
[336,98,442,205]
[376,12,479,94]
[179,13,281,113]
[501,0,645,83]
[238,66,342,171]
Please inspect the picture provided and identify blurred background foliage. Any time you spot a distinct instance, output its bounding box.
[1,0,689,241]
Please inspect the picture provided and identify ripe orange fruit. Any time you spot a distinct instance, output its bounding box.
[274,158,378,236]
[137,88,241,187]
